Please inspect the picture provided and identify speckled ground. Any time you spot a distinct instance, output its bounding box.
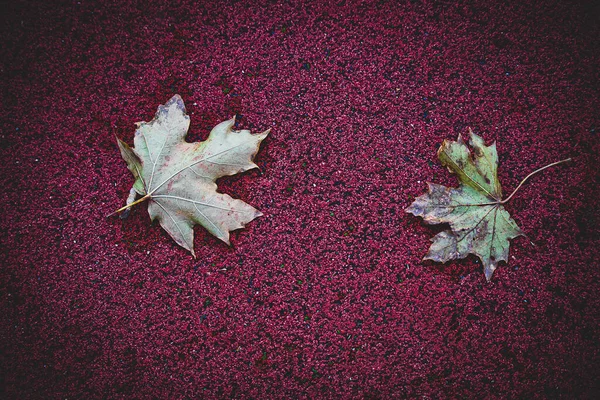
[1,0,599,398]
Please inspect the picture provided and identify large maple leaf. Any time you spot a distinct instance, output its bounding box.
[115,95,269,256]
[406,129,570,281]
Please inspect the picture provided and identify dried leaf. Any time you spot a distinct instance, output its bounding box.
[406,129,523,281]
[116,95,269,256]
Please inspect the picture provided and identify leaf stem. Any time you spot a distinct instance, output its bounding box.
[113,194,151,214]
[501,158,572,204]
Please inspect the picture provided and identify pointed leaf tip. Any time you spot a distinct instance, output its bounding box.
[484,265,495,282]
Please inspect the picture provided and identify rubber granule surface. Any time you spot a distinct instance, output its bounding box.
[1,1,599,398]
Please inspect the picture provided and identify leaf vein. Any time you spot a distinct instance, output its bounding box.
[154,199,190,250]
[440,147,496,200]
[152,194,247,213]
[150,143,247,195]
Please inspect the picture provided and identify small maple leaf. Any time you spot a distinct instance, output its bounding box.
[407,129,570,281]
[115,95,269,256]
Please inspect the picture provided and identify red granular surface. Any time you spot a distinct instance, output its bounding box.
[1,1,598,398]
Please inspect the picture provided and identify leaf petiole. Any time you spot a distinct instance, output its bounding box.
[501,158,572,204]
[113,194,151,215]
[434,157,574,208]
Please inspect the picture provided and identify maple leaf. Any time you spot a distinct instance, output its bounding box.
[115,95,269,256]
[406,129,571,281]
